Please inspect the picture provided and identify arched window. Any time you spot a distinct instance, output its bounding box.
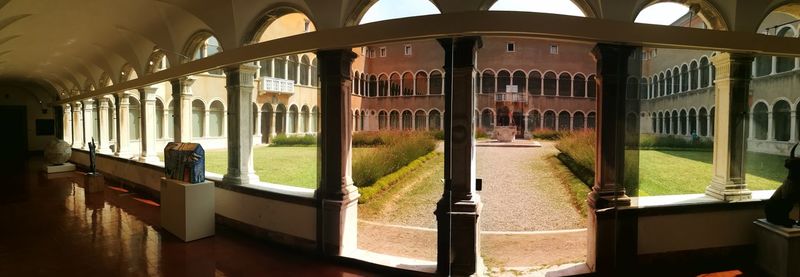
[310,58,318,87]
[558,73,571,96]
[777,27,796,73]
[680,64,689,92]
[573,112,585,130]
[191,99,204,138]
[429,110,441,130]
[209,101,224,137]
[402,110,413,130]
[481,110,493,130]
[659,73,666,95]
[587,75,596,98]
[665,70,673,95]
[690,61,698,90]
[369,75,378,97]
[402,72,414,96]
[670,110,678,134]
[755,55,772,77]
[700,58,710,88]
[360,73,366,95]
[353,71,360,95]
[639,77,648,99]
[672,67,680,93]
[287,55,299,82]
[360,110,365,131]
[414,111,426,130]
[430,71,442,94]
[528,71,542,95]
[275,104,286,134]
[497,70,511,93]
[543,111,556,130]
[664,112,671,134]
[166,100,173,138]
[389,111,400,130]
[753,102,768,140]
[274,57,287,79]
[378,111,388,130]
[390,73,401,96]
[156,99,164,139]
[191,35,222,61]
[651,113,657,133]
[288,105,299,133]
[587,112,596,129]
[774,100,791,141]
[573,74,586,97]
[481,70,496,93]
[710,107,715,136]
[558,111,571,131]
[299,55,310,86]
[679,110,687,135]
[301,106,311,133]
[312,106,319,132]
[378,74,388,96]
[353,111,359,132]
[489,0,585,16]
[415,72,428,95]
[543,72,557,96]
[512,71,526,93]
[527,110,541,131]
[689,109,697,135]
[129,97,141,140]
[652,76,658,97]
[699,108,708,136]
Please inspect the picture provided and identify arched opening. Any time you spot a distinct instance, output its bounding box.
[130,96,141,140]
[429,70,442,94]
[275,104,286,134]
[191,99,205,138]
[700,57,710,87]
[543,72,557,96]
[428,110,441,130]
[402,72,414,96]
[587,112,596,129]
[774,100,791,141]
[155,99,164,139]
[558,73,571,96]
[699,108,708,136]
[389,110,400,130]
[288,105,299,133]
[528,71,542,95]
[301,106,310,133]
[752,102,768,140]
[690,61,699,90]
[496,106,510,126]
[558,111,571,131]
[688,108,697,135]
[680,64,689,92]
[680,110,687,135]
[528,110,541,131]
[634,1,726,30]
[378,111,388,130]
[379,74,389,96]
[261,104,273,143]
[414,110,426,130]
[390,73,401,96]
[497,70,511,93]
[512,70,526,92]
[573,112,585,130]
[587,75,596,98]
[357,0,441,25]
[402,110,413,130]
[415,72,428,95]
[482,70,496,94]
[300,55,311,86]
[209,101,224,137]
[664,111,671,134]
[573,74,586,97]
[543,110,556,130]
[671,110,679,134]
[489,0,587,17]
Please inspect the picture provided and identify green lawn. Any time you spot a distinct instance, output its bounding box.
[638,150,784,196]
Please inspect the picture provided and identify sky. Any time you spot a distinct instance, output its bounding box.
[360,0,689,26]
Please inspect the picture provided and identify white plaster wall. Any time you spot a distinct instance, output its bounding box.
[638,207,764,255]
[215,188,317,241]
[0,87,56,151]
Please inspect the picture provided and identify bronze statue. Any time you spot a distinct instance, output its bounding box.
[87,138,97,175]
[765,143,800,227]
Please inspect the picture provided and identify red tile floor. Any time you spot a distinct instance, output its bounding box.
[0,159,382,277]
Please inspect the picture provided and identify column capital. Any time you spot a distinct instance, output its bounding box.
[317,50,357,80]
[97,97,110,108]
[138,86,158,101]
[224,63,258,89]
[170,77,196,95]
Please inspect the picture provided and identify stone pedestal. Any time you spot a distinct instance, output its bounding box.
[755,219,800,277]
[84,173,106,193]
[160,178,215,242]
[494,126,516,142]
[45,162,76,174]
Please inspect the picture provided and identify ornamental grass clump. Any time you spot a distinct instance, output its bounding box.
[352,131,436,188]
[555,130,596,187]
[271,134,317,146]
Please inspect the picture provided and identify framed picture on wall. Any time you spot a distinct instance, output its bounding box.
[35,119,54,136]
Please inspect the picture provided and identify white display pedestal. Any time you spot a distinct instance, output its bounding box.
[44,162,76,174]
[160,178,215,242]
[755,219,800,277]
[83,173,106,193]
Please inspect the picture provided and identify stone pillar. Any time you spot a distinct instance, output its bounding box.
[435,37,482,276]
[222,64,259,185]
[82,99,96,149]
[114,92,131,157]
[97,98,112,154]
[255,107,263,138]
[169,77,195,142]
[587,44,640,275]
[707,115,713,138]
[269,108,277,137]
[791,111,798,142]
[317,50,360,256]
[749,113,756,139]
[771,56,778,75]
[72,102,84,148]
[705,52,753,201]
[139,87,159,162]
[795,57,800,70]
[64,105,72,145]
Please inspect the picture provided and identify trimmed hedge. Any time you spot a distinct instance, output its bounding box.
[358,151,439,204]
[271,134,317,146]
[639,133,712,150]
[352,132,437,188]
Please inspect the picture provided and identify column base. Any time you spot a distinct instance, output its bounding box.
[450,194,482,276]
[321,185,360,256]
[222,173,260,186]
[705,179,751,201]
[588,187,631,209]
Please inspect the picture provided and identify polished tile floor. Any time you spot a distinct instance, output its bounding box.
[0,159,378,277]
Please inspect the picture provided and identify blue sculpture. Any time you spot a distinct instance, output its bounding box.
[164,142,205,183]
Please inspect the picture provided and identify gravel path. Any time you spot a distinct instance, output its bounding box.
[477,141,584,231]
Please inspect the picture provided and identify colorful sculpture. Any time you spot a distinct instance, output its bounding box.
[164,142,205,183]
[765,143,800,227]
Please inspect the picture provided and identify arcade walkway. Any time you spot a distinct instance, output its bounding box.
[0,158,381,277]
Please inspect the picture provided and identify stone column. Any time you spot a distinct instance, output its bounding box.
[72,102,84,148]
[767,112,774,141]
[255,107,263,138]
[114,92,131,157]
[82,99,96,149]
[203,110,210,138]
[64,105,72,145]
[269,108,277,137]
[696,113,701,135]
[749,113,756,139]
[771,56,778,75]
[139,87,159,162]
[587,44,641,275]
[435,37,482,276]
[791,111,798,142]
[705,52,753,201]
[97,98,112,154]
[222,64,259,185]
[707,115,713,138]
[169,77,195,142]
[317,49,360,256]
